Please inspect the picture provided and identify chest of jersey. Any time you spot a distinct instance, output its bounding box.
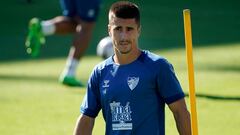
[98,62,165,133]
[99,63,158,103]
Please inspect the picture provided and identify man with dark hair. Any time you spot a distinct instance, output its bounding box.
[25,0,102,86]
[73,1,191,135]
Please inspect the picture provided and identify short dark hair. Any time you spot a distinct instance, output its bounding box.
[109,1,140,26]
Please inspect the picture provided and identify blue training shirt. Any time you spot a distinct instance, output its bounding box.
[80,50,185,135]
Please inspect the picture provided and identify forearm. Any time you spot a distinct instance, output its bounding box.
[174,109,191,135]
[73,114,95,135]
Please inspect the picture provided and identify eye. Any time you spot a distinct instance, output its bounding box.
[127,27,134,31]
[114,26,122,31]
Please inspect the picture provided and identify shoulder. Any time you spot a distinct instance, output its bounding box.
[92,56,114,73]
[139,50,174,75]
[88,57,114,83]
[141,50,171,67]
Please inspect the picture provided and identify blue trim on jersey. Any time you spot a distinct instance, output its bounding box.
[80,107,98,118]
[165,93,185,104]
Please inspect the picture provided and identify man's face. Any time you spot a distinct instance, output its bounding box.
[108,16,140,54]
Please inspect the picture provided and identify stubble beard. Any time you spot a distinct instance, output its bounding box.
[116,41,132,54]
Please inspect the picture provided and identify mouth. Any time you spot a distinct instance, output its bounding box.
[119,41,130,46]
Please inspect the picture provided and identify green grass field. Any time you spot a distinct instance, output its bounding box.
[0,43,240,135]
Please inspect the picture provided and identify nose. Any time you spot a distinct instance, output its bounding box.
[120,31,128,40]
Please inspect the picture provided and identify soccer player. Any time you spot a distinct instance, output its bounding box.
[73,1,191,135]
[25,0,102,87]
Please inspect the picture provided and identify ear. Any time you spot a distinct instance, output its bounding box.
[108,24,112,37]
[137,25,141,36]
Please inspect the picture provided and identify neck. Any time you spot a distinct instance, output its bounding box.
[113,49,141,65]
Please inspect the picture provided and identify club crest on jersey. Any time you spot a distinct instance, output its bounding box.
[127,77,139,90]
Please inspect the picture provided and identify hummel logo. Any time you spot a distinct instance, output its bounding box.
[103,80,110,88]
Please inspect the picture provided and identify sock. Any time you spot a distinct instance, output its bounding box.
[61,58,79,77]
[41,21,56,36]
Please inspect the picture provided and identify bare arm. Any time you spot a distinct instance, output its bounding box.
[168,98,192,135]
[73,114,95,135]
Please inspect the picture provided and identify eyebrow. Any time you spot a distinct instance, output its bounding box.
[113,25,134,30]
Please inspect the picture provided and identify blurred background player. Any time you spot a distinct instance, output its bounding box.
[25,0,102,87]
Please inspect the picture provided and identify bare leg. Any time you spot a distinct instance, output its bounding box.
[70,17,95,60]
[49,16,77,34]
[45,16,95,60]
[45,16,95,86]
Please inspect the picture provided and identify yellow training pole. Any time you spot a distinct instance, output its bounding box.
[183,9,199,135]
